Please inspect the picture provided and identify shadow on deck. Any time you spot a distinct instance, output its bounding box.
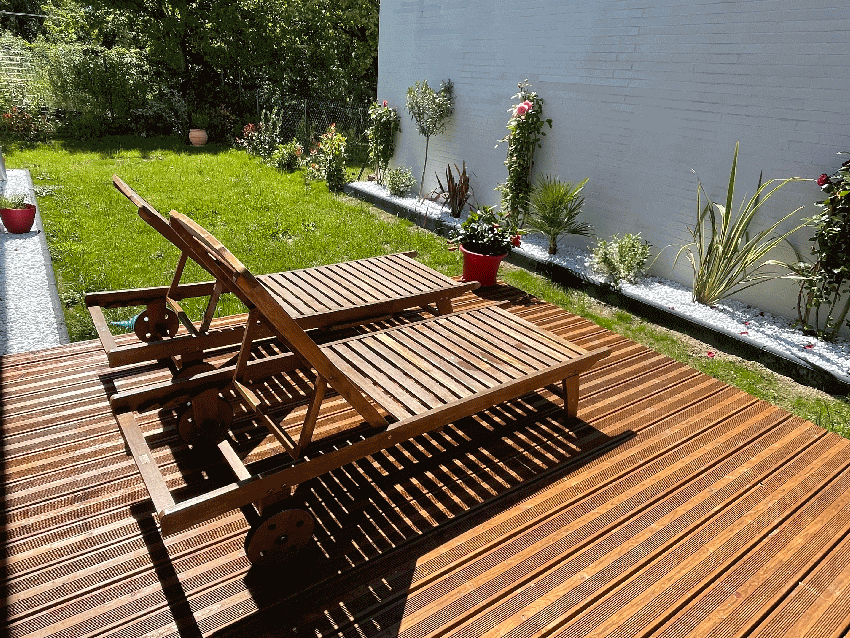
[2,283,849,638]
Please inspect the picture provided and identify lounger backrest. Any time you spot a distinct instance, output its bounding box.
[112,175,227,286]
[167,211,378,416]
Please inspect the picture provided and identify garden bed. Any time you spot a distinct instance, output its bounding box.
[347,180,850,395]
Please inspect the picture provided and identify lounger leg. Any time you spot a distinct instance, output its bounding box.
[563,374,580,420]
[436,297,454,315]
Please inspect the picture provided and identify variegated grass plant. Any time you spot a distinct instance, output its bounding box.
[675,142,807,307]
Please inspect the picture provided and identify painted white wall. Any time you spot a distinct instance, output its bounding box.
[377,0,850,335]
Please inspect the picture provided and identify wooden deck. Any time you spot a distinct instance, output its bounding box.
[2,283,850,638]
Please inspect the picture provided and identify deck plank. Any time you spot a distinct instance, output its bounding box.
[2,281,849,638]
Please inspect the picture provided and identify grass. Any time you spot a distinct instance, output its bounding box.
[6,136,460,341]
[5,135,849,438]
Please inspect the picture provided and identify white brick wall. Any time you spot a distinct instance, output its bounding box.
[378,0,850,333]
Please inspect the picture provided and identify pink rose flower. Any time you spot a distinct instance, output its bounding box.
[515,104,528,117]
[382,100,388,107]
[523,100,533,111]
[817,173,830,187]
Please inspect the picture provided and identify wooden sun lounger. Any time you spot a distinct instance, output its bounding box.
[109,211,610,565]
[86,175,480,368]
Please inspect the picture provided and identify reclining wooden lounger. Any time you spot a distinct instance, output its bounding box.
[86,175,480,369]
[109,211,610,565]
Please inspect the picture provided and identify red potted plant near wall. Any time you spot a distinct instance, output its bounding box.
[449,205,522,286]
[0,194,37,234]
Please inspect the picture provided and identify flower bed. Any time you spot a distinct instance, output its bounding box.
[347,180,850,392]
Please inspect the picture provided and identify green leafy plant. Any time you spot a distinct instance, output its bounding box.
[432,162,472,218]
[367,100,401,185]
[384,166,416,197]
[675,142,807,307]
[406,79,454,198]
[270,137,304,172]
[236,108,285,159]
[779,157,850,340]
[592,233,654,286]
[526,176,592,255]
[305,123,347,192]
[449,205,521,256]
[496,81,552,226]
[0,194,28,209]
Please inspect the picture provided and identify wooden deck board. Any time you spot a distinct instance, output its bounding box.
[2,282,849,638]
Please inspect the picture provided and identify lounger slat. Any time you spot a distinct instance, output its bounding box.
[323,347,413,420]
[317,262,379,302]
[284,269,341,312]
[421,320,528,382]
[355,335,459,405]
[266,271,331,313]
[340,259,412,299]
[304,268,368,307]
[341,339,444,412]
[481,305,591,357]
[357,255,434,295]
[258,275,313,317]
[371,332,469,400]
[388,329,488,394]
[390,253,459,289]
[452,310,565,368]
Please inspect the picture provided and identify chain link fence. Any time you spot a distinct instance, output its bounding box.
[271,97,371,170]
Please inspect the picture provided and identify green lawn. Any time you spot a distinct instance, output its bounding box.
[7,136,461,341]
[5,135,849,436]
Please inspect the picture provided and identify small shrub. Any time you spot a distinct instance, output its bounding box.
[236,108,284,159]
[385,167,416,197]
[406,79,454,197]
[64,110,109,141]
[526,175,592,255]
[305,124,347,192]
[206,105,240,144]
[271,138,303,172]
[127,88,187,137]
[592,233,652,286]
[367,100,401,185]
[1,105,54,144]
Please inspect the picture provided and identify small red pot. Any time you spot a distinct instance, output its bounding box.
[460,245,507,287]
[1,204,37,234]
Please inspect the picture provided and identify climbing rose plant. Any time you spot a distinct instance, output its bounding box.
[790,156,850,340]
[496,81,552,226]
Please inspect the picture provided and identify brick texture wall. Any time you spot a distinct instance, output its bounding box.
[378,0,850,329]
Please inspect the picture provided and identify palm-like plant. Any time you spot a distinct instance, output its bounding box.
[675,142,807,307]
[526,176,592,254]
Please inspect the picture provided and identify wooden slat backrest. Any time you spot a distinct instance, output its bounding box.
[168,211,389,427]
[112,175,193,258]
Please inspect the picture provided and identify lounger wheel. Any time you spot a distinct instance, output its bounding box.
[244,508,314,565]
[134,307,179,342]
[177,392,233,446]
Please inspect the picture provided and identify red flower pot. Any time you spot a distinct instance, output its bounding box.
[1,204,37,234]
[460,245,506,287]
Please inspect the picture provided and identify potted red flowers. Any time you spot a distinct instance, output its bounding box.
[449,205,521,286]
[0,194,37,234]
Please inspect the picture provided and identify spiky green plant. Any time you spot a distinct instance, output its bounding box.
[526,175,592,254]
[675,142,807,307]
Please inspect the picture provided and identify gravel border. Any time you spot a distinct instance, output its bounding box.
[1,169,68,355]
[346,180,850,394]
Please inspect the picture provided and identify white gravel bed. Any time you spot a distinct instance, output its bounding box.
[353,181,850,381]
[1,169,67,355]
